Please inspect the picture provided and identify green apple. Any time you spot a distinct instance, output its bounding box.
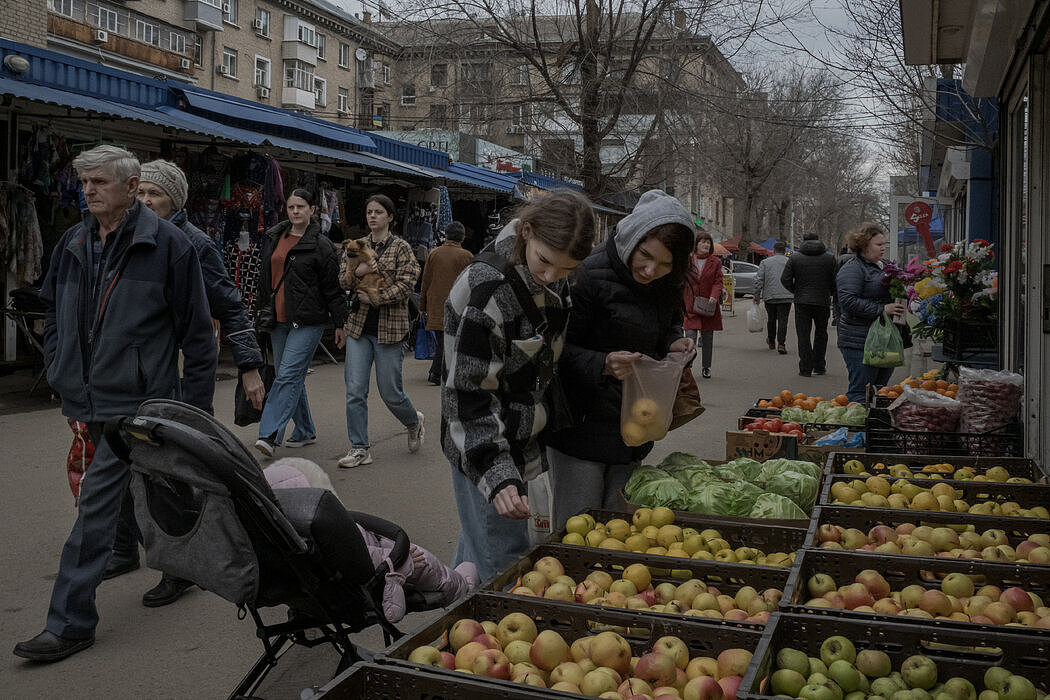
[772,669,808,696]
[941,677,977,700]
[999,676,1037,700]
[777,647,812,676]
[857,649,892,679]
[829,659,866,693]
[821,636,858,667]
[985,667,1013,693]
[901,655,938,690]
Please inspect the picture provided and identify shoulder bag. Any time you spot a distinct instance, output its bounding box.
[254,265,290,333]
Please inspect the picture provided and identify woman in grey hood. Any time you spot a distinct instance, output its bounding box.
[546,190,696,530]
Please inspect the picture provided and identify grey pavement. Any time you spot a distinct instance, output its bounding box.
[0,306,915,698]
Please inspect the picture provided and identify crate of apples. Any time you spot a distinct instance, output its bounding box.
[831,454,1045,483]
[783,548,1050,633]
[387,592,761,698]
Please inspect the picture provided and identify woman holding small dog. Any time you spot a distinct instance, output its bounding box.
[255,189,347,457]
[338,194,424,469]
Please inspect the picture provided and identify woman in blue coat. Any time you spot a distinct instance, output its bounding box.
[836,223,906,402]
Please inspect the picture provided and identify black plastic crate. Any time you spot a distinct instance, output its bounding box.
[819,474,1050,517]
[739,612,1050,700]
[866,415,1024,457]
[381,591,763,693]
[554,509,809,555]
[780,548,1050,636]
[805,505,1050,560]
[317,661,566,699]
[484,543,787,627]
[824,453,1046,481]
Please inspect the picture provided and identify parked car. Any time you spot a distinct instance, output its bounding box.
[730,260,760,297]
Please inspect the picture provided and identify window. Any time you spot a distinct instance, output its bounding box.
[223,0,238,24]
[134,20,159,46]
[96,6,119,32]
[254,56,270,87]
[401,85,416,106]
[338,87,349,114]
[221,47,237,77]
[660,58,675,80]
[193,35,203,65]
[382,62,391,85]
[297,23,315,47]
[511,103,529,126]
[284,59,314,91]
[510,64,529,86]
[428,104,449,129]
[461,62,490,82]
[254,8,270,36]
[339,42,350,68]
[315,34,326,60]
[49,0,74,18]
[314,76,327,106]
[430,63,447,87]
[169,32,186,55]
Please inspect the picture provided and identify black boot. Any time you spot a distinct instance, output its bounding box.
[142,574,196,608]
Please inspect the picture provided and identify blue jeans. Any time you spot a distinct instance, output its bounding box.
[46,423,127,639]
[547,447,637,531]
[450,467,529,583]
[344,333,419,448]
[840,345,893,403]
[259,323,324,444]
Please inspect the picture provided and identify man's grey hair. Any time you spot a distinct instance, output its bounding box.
[72,145,140,182]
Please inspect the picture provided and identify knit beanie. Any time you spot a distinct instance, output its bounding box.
[139,160,188,212]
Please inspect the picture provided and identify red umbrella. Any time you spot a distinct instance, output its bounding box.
[749,241,773,255]
[713,242,731,256]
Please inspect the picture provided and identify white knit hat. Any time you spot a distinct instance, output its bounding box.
[139,160,188,211]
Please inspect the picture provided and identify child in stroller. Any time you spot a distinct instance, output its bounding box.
[264,458,479,622]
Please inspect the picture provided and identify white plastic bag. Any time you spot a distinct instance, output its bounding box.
[747,303,766,333]
[526,471,552,545]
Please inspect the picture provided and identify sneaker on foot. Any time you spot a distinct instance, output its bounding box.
[701,367,711,379]
[767,341,775,350]
[407,410,425,453]
[254,436,276,458]
[338,448,373,468]
[777,344,787,355]
[284,436,316,448]
[454,562,480,591]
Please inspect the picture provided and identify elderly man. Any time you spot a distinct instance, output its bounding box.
[419,221,473,385]
[13,146,216,662]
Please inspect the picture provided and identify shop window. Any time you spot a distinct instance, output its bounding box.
[284,59,314,91]
[134,19,159,46]
[430,63,447,87]
[254,56,270,88]
[254,8,270,37]
[221,47,238,78]
[314,77,327,107]
[223,0,238,25]
[339,42,350,69]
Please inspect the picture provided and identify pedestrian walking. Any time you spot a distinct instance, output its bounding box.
[339,194,423,469]
[443,190,594,582]
[254,189,348,458]
[682,230,724,379]
[13,145,216,663]
[754,241,793,354]
[781,232,836,377]
[419,221,473,385]
[836,223,907,402]
[546,189,696,531]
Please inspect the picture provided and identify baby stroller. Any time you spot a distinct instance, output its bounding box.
[104,399,446,699]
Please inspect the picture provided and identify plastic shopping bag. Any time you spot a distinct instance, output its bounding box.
[863,314,905,368]
[957,366,1024,432]
[746,303,766,333]
[526,471,552,545]
[621,351,694,446]
[414,313,437,360]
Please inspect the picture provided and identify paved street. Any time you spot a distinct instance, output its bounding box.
[0,306,913,698]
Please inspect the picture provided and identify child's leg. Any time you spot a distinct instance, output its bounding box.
[407,544,477,604]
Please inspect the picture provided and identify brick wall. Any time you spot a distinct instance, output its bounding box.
[1,6,46,48]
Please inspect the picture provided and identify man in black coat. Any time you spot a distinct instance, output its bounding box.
[781,233,836,376]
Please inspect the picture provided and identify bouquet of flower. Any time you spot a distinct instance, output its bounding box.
[906,239,998,341]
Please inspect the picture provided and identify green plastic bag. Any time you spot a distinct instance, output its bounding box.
[863,313,905,368]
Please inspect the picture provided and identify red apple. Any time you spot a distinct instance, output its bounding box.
[1000,587,1035,613]
[719,675,743,700]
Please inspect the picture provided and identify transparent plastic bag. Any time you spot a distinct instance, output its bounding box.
[621,351,693,446]
[957,366,1024,432]
[888,385,962,432]
[746,304,766,333]
[863,313,905,368]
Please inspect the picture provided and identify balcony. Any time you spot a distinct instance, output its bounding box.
[183,0,223,31]
[281,40,317,66]
[281,87,315,111]
[48,14,193,76]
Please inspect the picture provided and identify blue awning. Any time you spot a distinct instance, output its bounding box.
[176,86,374,149]
[263,134,434,178]
[517,171,584,192]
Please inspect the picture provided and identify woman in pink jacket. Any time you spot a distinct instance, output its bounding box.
[682,231,724,378]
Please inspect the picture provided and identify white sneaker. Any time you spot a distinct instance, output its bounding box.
[455,562,480,591]
[284,436,316,448]
[338,448,373,468]
[407,411,425,453]
[254,437,275,458]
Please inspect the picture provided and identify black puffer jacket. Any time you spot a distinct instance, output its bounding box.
[258,220,347,328]
[781,238,836,306]
[836,254,890,349]
[546,239,684,465]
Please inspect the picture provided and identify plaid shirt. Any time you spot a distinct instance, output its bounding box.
[441,223,569,501]
[340,235,419,343]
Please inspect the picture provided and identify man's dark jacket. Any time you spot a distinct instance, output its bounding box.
[42,199,217,420]
[781,238,836,306]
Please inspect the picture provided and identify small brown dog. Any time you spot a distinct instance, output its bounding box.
[342,238,386,294]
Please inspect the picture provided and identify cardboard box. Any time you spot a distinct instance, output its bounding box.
[725,429,797,460]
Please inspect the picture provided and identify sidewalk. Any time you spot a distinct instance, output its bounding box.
[0,307,911,698]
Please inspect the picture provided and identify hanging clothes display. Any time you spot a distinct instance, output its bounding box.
[224,234,264,315]
[402,189,439,248]
[1,183,44,286]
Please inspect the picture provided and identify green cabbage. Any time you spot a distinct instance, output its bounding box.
[682,480,764,516]
[761,470,818,510]
[758,458,822,482]
[624,466,687,509]
[656,451,708,472]
[715,457,765,482]
[671,465,721,492]
[779,401,867,427]
[749,492,808,519]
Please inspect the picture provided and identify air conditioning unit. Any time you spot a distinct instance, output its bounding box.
[92,29,108,43]
[506,125,524,134]
[216,64,231,76]
[253,19,265,32]
[179,58,192,70]
[256,86,270,98]
[222,3,231,14]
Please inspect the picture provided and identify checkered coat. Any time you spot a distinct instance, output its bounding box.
[441,222,570,502]
[340,235,420,344]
